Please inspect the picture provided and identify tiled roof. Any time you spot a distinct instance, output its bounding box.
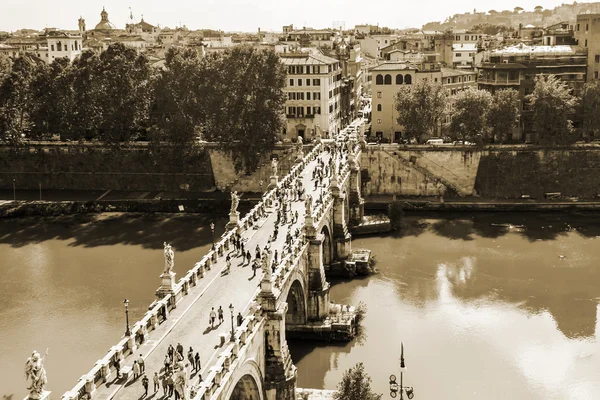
[441,68,477,77]
[370,62,417,71]
[279,51,339,65]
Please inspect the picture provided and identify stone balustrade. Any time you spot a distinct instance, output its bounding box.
[193,303,265,400]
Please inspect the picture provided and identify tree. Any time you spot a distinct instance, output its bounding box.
[0,53,12,81]
[581,81,600,140]
[333,362,382,400]
[448,87,492,144]
[0,56,38,144]
[150,47,207,152]
[395,79,446,142]
[201,45,287,173]
[29,57,71,139]
[61,50,103,141]
[94,43,153,145]
[487,88,520,143]
[527,74,578,145]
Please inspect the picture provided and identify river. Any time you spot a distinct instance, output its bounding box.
[289,213,600,400]
[1,212,599,399]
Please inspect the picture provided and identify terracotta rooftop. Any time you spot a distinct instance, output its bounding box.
[370,62,417,71]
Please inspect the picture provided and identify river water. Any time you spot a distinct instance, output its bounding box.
[289,213,600,400]
[1,212,599,399]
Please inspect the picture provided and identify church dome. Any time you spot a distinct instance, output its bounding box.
[94,7,116,30]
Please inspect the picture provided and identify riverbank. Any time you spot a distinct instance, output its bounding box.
[0,197,258,218]
[365,195,600,212]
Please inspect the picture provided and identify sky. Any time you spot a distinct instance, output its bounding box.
[3,0,577,33]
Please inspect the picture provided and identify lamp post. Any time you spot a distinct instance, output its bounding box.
[389,342,414,399]
[123,298,131,337]
[210,222,215,250]
[259,180,263,195]
[229,303,235,342]
[13,178,16,201]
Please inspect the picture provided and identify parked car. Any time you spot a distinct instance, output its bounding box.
[425,138,444,145]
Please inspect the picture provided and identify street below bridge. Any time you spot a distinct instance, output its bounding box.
[93,144,337,400]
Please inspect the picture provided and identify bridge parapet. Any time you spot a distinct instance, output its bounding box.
[193,303,266,400]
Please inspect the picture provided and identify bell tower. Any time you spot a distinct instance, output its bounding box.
[78,16,86,34]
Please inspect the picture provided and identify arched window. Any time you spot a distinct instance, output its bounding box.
[377,104,382,112]
[405,74,412,84]
[384,74,392,85]
[396,74,404,84]
[376,74,383,85]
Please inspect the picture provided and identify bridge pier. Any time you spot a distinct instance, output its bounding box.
[348,156,365,227]
[307,233,331,321]
[260,282,297,400]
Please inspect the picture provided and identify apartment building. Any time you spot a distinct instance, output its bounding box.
[279,49,343,140]
[574,13,600,81]
[370,62,417,142]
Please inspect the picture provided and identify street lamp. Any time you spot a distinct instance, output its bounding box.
[210,222,215,250]
[229,303,235,342]
[389,342,414,399]
[123,298,131,337]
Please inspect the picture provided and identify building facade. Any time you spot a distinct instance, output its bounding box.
[279,50,342,140]
[46,31,83,63]
[574,13,600,81]
[370,62,417,142]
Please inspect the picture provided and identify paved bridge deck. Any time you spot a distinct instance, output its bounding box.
[89,146,338,400]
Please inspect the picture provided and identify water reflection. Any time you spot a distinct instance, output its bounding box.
[290,214,600,399]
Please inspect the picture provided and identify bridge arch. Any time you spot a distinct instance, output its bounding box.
[321,224,333,268]
[285,279,307,326]
[225,359,265,400]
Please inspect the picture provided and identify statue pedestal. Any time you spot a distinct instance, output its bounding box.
[226,211,240,231]
[156,271,176,298]
[296,151,304,162]
[268,175,278,189]
[25,391,51,400]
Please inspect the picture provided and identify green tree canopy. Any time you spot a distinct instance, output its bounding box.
[29,56,71,139]
[333,362,382,400]
[94,43,152,145]
[395,78,447,142]
[150,47,207,153]
[201,45,287,173]
[527,74,578,145]
[448,87,492,144]
[487,88,520,143]
[581,81,600,140]
[0,56,37,144]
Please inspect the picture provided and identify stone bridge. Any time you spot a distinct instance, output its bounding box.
[61,129,367,400]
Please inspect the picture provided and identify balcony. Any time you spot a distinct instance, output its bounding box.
[477,77,520,85]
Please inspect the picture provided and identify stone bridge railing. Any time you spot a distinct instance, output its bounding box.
[61,140,326,400]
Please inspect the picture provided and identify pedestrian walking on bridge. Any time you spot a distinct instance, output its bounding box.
[141,374,149,397]
[209,307,217,328]
[218,306,224,324]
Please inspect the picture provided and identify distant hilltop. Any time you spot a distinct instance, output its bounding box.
[423,1,600,30]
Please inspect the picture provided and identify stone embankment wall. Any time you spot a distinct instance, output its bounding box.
[209,144,310,192]
[361,145,479,197]
[362,145,600,199]
[0,144,214,191]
